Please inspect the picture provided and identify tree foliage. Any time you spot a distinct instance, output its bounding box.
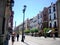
[30,29,34,33]
[34,28,38,33]
[24,29,30,33]
[30,28,38,33]
[44,28,50,33]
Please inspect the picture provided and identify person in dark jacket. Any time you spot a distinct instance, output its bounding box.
[11,32,15,45]
[16,33,19,41]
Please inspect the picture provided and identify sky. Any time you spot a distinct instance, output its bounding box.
[13,0,57,28]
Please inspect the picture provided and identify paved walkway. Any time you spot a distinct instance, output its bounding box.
[9,35,25,45]
[9,35,60,45]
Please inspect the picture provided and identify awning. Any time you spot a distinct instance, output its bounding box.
[47,30,52,33]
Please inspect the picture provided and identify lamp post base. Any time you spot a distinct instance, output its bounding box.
[21,38,24,42]
[21,35,25,42]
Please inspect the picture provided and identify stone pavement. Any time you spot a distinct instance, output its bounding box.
[9,35,60,45]
[8,35,26,45]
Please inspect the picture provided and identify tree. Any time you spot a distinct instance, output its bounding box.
[34,28,38,36]
[44,28,50,33]
[30,28,35,36]
[30,28,38,36]
[24,29,30,35]
[43,28,50,37]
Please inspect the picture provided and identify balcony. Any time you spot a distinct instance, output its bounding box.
[7,0,14,7]
[10,0,14,7]
[10,11,14,17]
[7,0,10,6]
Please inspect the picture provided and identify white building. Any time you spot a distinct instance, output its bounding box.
[29,12,43,30]
[37,12,43,30]
[48,3,58,28]
[30,16,38,30]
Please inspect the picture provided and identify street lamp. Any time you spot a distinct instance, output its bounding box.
[21,5,27,42]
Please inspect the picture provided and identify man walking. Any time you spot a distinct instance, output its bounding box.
[16,33,19,41]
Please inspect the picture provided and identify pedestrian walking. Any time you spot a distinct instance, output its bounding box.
[11,32,15,45]
[53,33,55,39]
[16,33,19,41]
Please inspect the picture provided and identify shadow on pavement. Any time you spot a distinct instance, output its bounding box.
[23,42,29,45]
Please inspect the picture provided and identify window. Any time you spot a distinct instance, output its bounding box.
[33,20,37,23]
[41,15,42,18]
[2,17,5,34]
[54,13,56,19]
[53,6,55,12]
[38,21,40,25]
[50,15,51,20]
[50,23,52,28]
[44,14,46,16]
[38,14,40,19]
[54,22,57,28]
[49,8,51,14]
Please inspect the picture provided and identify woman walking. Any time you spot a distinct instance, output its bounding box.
[11,32,15,45]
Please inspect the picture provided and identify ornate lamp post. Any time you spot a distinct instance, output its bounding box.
[21,5,27,42]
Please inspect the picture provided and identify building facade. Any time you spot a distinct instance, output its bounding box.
[0,0,7,44]
[29,16,38,30]
[24,18,30,30]
[0,0,14,45]
[56,0,60,37]
[37,12,43,30]
[8,11,14,34]
[42,7,48,29]
[48,2,58,37]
